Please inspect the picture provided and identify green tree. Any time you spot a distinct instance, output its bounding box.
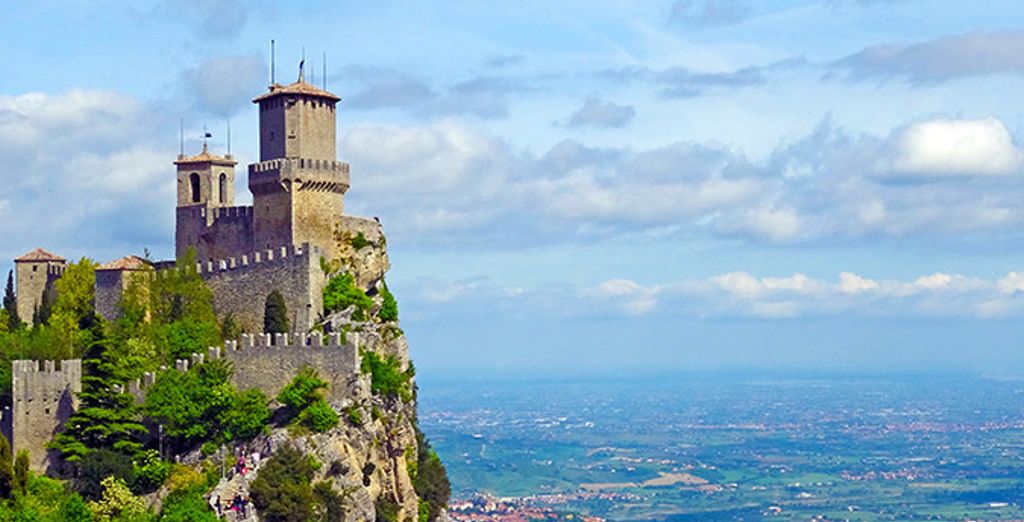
[60,493,94,522]
[361,352,414,402]
[249,445,316,522]
[411,430,450,522]
[158,485,217,522]
[51,338,147,466]
[0,434,12,498]
[4,270,20,331]
[13,450,28,497]
[219,313,240,341]
[264,290,289,334]
[142,363,232,450]
[219,388,271,441]
[76,449,136,501]
[49,257,99,353]
[86,475,150,522]
[276,367,328,412]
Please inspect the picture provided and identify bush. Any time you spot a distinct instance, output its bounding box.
[349,231,372,250]
[133,450,170,493]
[322,273,372,320]
[220,388,271,441]
[378,283,398,322]
[375,497,400,522]
[298,399,339,433]
[77,449,136,500]
[159,485,217,522]
[361,352,414,402]
[412,429,451,522]
[276,367,328,412]
[344,406,363,426]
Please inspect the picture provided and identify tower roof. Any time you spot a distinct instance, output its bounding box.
[97,255,152,272]
[174,143,238,166]
[253,79,340,103]
[14,248,65,263]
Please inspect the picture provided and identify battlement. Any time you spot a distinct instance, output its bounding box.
[11,359,81,473]
[250,158,349,174]
[118,331,362,405]
[193,242,321,276]
[176,204,254,221]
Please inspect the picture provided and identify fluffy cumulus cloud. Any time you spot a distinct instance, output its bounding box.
[836,30,1024,84]
[565,97,635,128]
[338,114,1024,247]
[564,270,1024,320]
[885,118,1023,176]
[0,90,175,262]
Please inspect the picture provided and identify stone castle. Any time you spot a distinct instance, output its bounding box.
[4,67,393,472]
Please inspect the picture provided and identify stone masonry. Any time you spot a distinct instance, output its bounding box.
[5,360,81,473]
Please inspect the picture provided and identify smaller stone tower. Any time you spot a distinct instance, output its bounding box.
[11,359,81,473]
[174,145,241,260]
[14,248,66,326]
[95,255,153,322]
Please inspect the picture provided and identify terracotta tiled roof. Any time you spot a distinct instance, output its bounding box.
[97,255,151,271]
[253,80,340,103]
[14,248,65,262]
[174,144,237,166]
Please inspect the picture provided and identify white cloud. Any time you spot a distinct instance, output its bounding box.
[839,272,879,294]
[584,279,659,315]
[565,97,635,128]
[887,118,1023,176]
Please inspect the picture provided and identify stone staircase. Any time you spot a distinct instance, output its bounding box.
[208,459,262,521]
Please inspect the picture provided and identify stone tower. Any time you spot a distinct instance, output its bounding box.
[174,144,241,260]
[14,248,66,326]
[249,67,350,255]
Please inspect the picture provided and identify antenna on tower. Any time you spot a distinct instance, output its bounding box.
[323,52,327,90]
[270,39,276,85]
[299,46,306,82]
[179,118,185,157]
[226,119,232,156]
[202,125,211,152]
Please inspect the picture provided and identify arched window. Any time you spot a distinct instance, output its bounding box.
[219,173,228,204]
[189,173,201,203]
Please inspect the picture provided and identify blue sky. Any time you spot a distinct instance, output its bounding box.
[4,0,1024,376]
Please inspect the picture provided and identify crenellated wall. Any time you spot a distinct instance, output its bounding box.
[175,204,256,261]
[10,360,81,473]
[196,243,326,332]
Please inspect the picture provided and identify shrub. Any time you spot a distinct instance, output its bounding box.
[361,352,414,402]
[220,388,271,441]
[298,399,339,433]
[349,231,372,250]
[77,449,137,500]
[276,367,328,412]
[412,429,451,522]
[344,406,363,426]
[378,283,398,322]
[375,497,400,522]
[322,273,372,320]
[159,485,217,522]
[133,450,170,493]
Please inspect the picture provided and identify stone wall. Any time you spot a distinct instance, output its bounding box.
[198,243,326,332]
[11,359,81,473]
[175,205,255,261]
[123,331,363,405]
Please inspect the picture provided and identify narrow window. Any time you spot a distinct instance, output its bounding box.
[219,173,228,204]
[190,173,201,203]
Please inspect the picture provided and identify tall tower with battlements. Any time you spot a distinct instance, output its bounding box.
[249,67,350,253]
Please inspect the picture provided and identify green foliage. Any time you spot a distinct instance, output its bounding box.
[375,497,400,522]
[156,319,220,363]
[132,450,170,493]
[51,339,147,465]
[221,388,271,441]
[378,283,398,322]
[349,231,372,250]
[151,249,216,327]
[219,313,240,341]
[86,475,151,522]
[249,445,317,522]
[0,434,12,498]
[142,359,267,453]
[361,351,414,402]
[13,451,28,497]
[277,368,338,432]
[264,290,290,334]
[411,428,450,522]
[418,499,430,522]
[158,485,217,522]
[344,405,363,426]
[322,273,372,320]
[76,449,136,501]
[50,258,99,351]
[277,367,328,412]
[298,399,339,433]
[313,481,346,521]
[60,493,93,522]
[4,270,20,331]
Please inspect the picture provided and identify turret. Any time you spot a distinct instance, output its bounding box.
[248,65,350,254]
[174,144,239,260]
[14,248,65,326]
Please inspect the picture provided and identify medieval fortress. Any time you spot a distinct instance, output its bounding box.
[4,69,390,472]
